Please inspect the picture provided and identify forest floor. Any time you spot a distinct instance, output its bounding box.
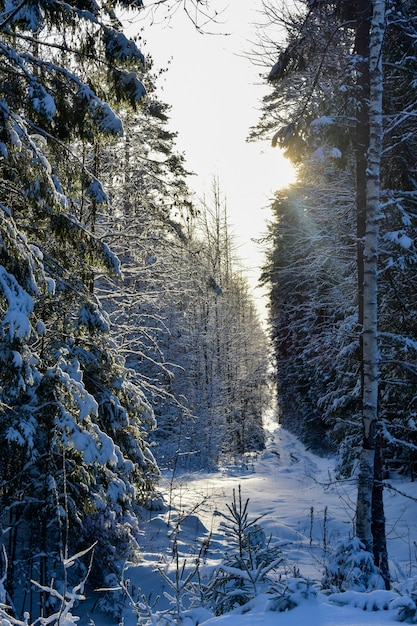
[85,412,417,625]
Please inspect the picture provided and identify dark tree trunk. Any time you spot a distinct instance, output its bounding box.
[372,435,390,589]
[354,0,375,552]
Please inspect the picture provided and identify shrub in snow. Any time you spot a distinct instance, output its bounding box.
[114,564,214,626]
[156,555,202,624]
[0,546,93,626]
[268,575,317,612]
[322,537,382,592]
[204,487,285,615]
[328,588,397,611]
[95,573,127,619]
[391,575,417,623]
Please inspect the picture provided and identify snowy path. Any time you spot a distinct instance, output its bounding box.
[156,417,356,580]
[87,415,417,626]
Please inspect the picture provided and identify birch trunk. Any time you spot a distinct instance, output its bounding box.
[355,0,385,554]
[355,0,371,347]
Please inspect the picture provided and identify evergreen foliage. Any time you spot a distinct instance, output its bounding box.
[0,0,271,610]
[256,0,417,477]
[0,0,160,613]
[205,487,284,615]
[322,537,381,593]
[91,95,270,470]
[154,185,270,469]
[261,162,357,452]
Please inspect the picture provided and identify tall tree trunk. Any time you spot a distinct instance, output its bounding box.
[373,433,390,588]
[368,0,390,587]
[355,0,371,342]
[354,0,373,551]
[355,1,387,586]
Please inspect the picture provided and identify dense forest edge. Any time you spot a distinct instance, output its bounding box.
[1,0,417,624]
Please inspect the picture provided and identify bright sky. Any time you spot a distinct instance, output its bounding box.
[130,1,296,315]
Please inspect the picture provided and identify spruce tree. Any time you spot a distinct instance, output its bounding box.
[0,0,160,614]
[253,0,417,585]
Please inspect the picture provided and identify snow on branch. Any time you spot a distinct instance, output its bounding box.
[48,211,121,277]
[1,42,132,137]
[383,230,414,250]
[379,332,417,353]
[0,40,57,121]
[4,0,100,33]
[0,99,69,208]
[112,69,147,106]
[77,84,125,136]
[0,265,34,341]
[50,358,121,467]
[103,28,145,64]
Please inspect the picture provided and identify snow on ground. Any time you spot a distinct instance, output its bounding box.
[86,412,417,625]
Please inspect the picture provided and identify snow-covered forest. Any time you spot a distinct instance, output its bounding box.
[1,1,417,625]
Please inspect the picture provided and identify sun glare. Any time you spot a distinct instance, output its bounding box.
[254,144,297,195]
[134,2,298,319]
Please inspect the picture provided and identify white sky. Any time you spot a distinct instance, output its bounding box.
[128,1,296,316]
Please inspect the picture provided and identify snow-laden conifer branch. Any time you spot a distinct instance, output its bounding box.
[0,100,69,209]
[1,31,146,137]
[0,267,34,341]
